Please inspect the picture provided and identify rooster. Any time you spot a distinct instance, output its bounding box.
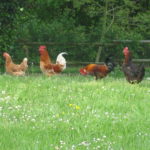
[3,52,28,76]
[79,56,115,80]
[122,47,145,84]
[39,45,67,76]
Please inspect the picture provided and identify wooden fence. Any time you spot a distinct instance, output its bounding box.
[67,59,150,67]
[18,40,150,66]
[19,40,150,46]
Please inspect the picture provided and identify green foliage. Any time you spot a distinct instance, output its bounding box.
[0,0,149,64]
[0,0,33,63]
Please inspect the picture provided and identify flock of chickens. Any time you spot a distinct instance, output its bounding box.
[3,46,145,84]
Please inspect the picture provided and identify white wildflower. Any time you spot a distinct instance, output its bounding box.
[31,118,36,122]
[0,98,3,101]
[79,141,91,146]
[71,145,75,150]
[105,112,109,115]
[2,91,6,94]
[5,96,10,100]
[60,140,65,145]
[20,8,24,11]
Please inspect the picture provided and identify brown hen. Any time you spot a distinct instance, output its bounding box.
[3,52,28,76]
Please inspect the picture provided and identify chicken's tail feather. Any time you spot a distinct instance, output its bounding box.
[23,58,28,62]
[56,52,67,70]
[105,56,116,73]
[20,57,28,69]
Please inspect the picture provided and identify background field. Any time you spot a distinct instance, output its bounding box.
[0,67,150,150]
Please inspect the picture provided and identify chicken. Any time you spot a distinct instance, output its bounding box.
[122,47,145,84]
[39,45,67,76]
[3,52,28,76]
[79,56,115,80]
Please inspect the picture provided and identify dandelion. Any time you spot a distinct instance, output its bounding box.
[69,104,73,107]
[75,106,80,110]
[69,104,80,110]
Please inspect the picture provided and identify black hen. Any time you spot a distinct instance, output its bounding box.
[122,47,145,84]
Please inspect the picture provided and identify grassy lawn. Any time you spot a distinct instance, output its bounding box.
[0,67,150,150]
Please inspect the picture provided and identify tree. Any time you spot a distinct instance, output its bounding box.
[0,0,149,64]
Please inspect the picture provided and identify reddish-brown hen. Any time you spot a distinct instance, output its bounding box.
[39,45,67,76]
[79,57,115,80]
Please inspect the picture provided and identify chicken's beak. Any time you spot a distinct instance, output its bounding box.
[79,68,87,75]
[3,52,7,58]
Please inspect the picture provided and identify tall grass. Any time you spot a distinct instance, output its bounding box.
[0,68,150,150]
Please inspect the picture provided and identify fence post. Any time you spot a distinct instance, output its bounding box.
[23,45,29,58]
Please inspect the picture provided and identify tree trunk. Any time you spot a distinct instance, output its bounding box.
[95,46,102,63]
[95,0,108,63]
[23,45,29,58]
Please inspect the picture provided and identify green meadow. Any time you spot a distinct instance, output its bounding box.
[0,67,150,150]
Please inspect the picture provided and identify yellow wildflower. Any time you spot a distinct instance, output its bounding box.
[75,106,80,110]
[69,104,73,107]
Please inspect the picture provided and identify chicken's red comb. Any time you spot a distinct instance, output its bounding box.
[123,47,130,56]
[123,47,129,52]
[123,47,128,50]
[39,45,46,50]
[3,52,10,57]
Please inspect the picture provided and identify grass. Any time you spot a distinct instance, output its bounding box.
[0,67,150,150]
